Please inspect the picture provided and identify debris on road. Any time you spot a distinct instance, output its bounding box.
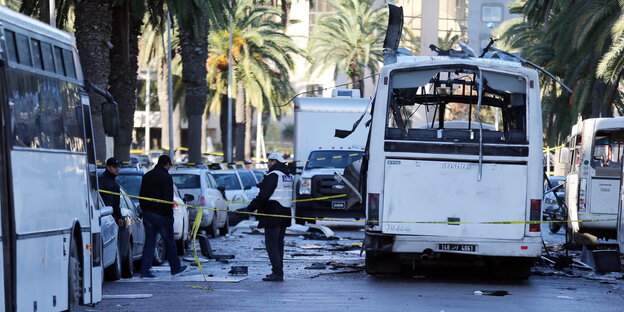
[473,290,509,296]
[228,266,248,275]
[305,263,327,270]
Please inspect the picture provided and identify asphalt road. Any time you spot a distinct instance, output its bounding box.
[83,222,624,312]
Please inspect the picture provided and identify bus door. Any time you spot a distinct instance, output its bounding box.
[0,56,14,311]
[82,96,102,304]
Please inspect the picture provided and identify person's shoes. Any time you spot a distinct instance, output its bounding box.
[262,274,283,282]
[171,265,187,276]
[141,273,156,278]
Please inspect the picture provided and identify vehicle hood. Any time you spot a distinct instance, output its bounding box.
[301,168,345,178]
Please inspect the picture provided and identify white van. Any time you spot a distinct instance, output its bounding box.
[341,47,545,277]
[560,118,624,240]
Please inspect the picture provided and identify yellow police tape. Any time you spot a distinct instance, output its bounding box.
[98,189,618,290]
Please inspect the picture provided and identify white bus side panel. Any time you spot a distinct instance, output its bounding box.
[382,159,526,240]
[589,178,620,215]
[17,235,68,311]
[11,150,88,234]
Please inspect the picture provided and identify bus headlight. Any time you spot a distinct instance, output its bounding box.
[299,178,312,195]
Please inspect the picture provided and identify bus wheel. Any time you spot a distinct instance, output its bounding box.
[68,238,82,311]
[365,252,401,275]
[121,240,134,278]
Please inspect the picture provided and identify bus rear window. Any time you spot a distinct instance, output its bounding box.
[386,67,527,145]
[592,130,624,168]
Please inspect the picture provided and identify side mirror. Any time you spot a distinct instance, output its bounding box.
[183,194,195,203]
[217,186,226,197]
[558,147,571,164]
[101,205,114,217]
[102,101,119,137]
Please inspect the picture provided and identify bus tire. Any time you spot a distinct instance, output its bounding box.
[365,252,401,275]
[105,248,122,281]
[121,239,134,278]
[68,238,82,311]
[494,257,532,280]
[153,233,165,265]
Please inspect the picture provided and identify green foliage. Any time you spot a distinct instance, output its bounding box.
[307,0,387,83]
[206,0,301,118]
[497,0,623,146]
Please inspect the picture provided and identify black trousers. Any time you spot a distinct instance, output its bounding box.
[264,226,287,276]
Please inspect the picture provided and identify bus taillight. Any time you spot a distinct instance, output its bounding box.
[530,199,541,232]
[367,193,380,228]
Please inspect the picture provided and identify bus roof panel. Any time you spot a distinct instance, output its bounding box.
[0,6,74,46]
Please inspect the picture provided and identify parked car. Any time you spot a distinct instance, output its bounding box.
[236,170,260,199]
[173,184,192,254]
[105,166,184,264]
[118,187,145,277]
[171,168,229,237]
[251,169,266,184]
[544,175,566,233]
[100,194,121,281]
[210,170,250,225]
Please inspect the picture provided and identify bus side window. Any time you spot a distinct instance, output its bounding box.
[30,39,43,70]
[15,33,32,67]
[53,46,65,76]
[5,30,18,63]
[62,49,76,79]
[40,42,55,73]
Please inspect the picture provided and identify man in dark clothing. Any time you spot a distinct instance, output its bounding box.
[99,158,124,227]
[246,152,293,281]
[139,155,186,278]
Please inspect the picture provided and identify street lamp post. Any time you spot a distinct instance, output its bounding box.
[226,2,234,164]
[167,12,175,161]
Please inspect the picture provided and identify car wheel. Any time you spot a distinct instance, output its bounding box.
[549,222,562,234]
[121,238,134,278]
[209,212,219,238]
[68,238,82,311]
[104,247,122,281]
[219,214,230,236]
[153,233,165,265]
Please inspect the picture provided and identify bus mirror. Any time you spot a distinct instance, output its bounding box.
[102,101,119,137]
[559,147,571,164]
[101,205,114,217]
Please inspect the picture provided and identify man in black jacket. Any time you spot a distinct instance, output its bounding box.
[139,155,186,278]
[99,158,124,227]
[246,152,293,281]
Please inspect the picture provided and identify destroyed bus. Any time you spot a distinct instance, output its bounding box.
[560,117,624,241]
[339,5,544,278]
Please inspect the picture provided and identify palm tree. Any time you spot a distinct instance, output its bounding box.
[307,0,387,95]
[206,0,300,160]
[497,0,622,145]
[169,0,227,163]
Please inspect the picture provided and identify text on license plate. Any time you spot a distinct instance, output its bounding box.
[438,244,477,252]
[332,201,346,209]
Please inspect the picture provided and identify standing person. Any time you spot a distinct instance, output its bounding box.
[99,158,124,228]
[139,155,186,278]
[245,152,293,281]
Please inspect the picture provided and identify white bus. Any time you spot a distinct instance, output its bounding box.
[561,118,624,240]
[0,7,118,311]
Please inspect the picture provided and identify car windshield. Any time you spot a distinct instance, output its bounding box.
[116,175,142,197]
[253,171,265,183]
[172,174,201,189]
[305,151,364,170]
[213,173,242,190]
[238,171,257,188]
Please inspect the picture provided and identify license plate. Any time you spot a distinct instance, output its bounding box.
[332,201,346,209]
[438,244,477,252]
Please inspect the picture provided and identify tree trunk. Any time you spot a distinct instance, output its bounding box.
[234,81,245,161]
[110,2,140,162]
[173,100,182,160]
[75,0,112,162]
[244,104,252,160]
[219,93,229,155]
[280,0,291,26]
[349,59,363,96]
[201,112,208,154]
[179,27,208,164]
[157,57,170,150]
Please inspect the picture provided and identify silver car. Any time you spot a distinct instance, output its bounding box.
[171,168,229,237]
